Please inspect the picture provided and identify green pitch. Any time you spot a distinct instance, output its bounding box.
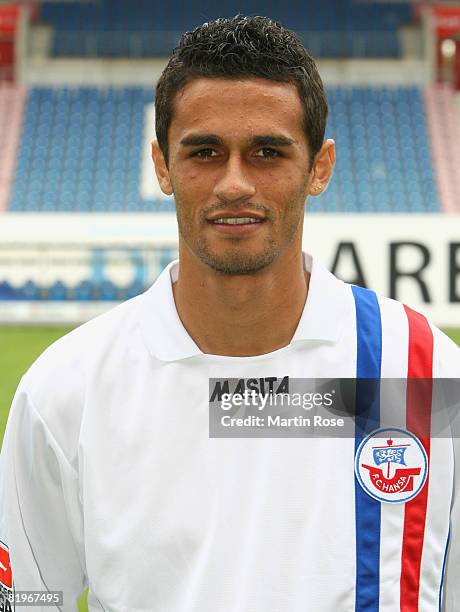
[446,328,460,346]
[0,325,459,612]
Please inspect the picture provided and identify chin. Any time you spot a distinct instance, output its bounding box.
[197,246,278,276]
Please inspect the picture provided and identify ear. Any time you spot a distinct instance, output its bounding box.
[151,140,173,196]
[308,139,336,197]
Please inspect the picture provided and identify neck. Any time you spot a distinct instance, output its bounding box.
[172,245,309,357]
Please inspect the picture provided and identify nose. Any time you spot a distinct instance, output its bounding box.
[213,155,256,203]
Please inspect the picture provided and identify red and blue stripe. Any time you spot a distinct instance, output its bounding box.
[352,288,434,611]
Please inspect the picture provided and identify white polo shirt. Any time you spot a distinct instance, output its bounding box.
[1,253,459,611]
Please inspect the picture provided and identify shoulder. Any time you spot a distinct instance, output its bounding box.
[23,293,146,391]
[360,294,460,378]
[15,294,148,446]
[430,324,460,378]
[377,291,459,377]
[343,283,460,377]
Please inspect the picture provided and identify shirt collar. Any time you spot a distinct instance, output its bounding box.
[139,252,351,362]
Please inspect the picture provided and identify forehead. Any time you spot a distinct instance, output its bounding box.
[169,77,305,142]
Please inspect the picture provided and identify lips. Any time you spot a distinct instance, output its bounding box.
[206,210,266,223]
[206,211,266,235]
[211,217,262,225]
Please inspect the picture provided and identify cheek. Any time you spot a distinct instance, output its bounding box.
[262,164,305,188]
[171,172,197,201]
[185,169,200,182]
[275,175,309,218]
[174,167,212,194]
[255,171,285,200]
[260,169,307,202]
[171,171,213,219]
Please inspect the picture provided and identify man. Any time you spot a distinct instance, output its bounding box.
[1,14,459,612]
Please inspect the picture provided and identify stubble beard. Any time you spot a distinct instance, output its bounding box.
[193,236,279,275]
[174,192,306,276]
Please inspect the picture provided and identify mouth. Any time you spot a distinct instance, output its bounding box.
[206,213,266,235]
[211,216,262,225]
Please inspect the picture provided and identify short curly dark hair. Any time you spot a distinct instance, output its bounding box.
[155,15,328,168]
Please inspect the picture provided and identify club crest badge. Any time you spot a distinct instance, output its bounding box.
[355,428,428,503]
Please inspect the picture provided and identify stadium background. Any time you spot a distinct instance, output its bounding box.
[0,0,459,608]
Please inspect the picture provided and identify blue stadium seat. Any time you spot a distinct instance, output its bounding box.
[8,85,440,213]
[0,281,20,300]
[19,280,42,301]
[47,280,68,301]
[39,0,412,59]
[74,280,95,301]
[98,280,119,301]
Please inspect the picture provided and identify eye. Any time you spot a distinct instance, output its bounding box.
[192,148,218,159]
[254,148,281,158]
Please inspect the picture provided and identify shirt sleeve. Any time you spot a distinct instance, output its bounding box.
[433,329,460,611]
[0,381,87,611]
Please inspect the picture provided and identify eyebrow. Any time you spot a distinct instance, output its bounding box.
[180,134,223,147]
[251,135,295,147]
[179,134,295,147]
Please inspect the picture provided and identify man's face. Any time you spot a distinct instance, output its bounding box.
[155,77,314,275]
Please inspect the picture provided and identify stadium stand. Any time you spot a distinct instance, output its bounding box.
[8,87,176,213]
[39,0,413,58]
[0,84,25,212]
[0,247,178,303]
[8,85,440,214]
[0,279,41,301]
[325,86,440,213]
[424,84,460,213]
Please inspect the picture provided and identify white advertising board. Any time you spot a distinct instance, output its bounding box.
[303,214,460,328]
[0,213,458,327]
